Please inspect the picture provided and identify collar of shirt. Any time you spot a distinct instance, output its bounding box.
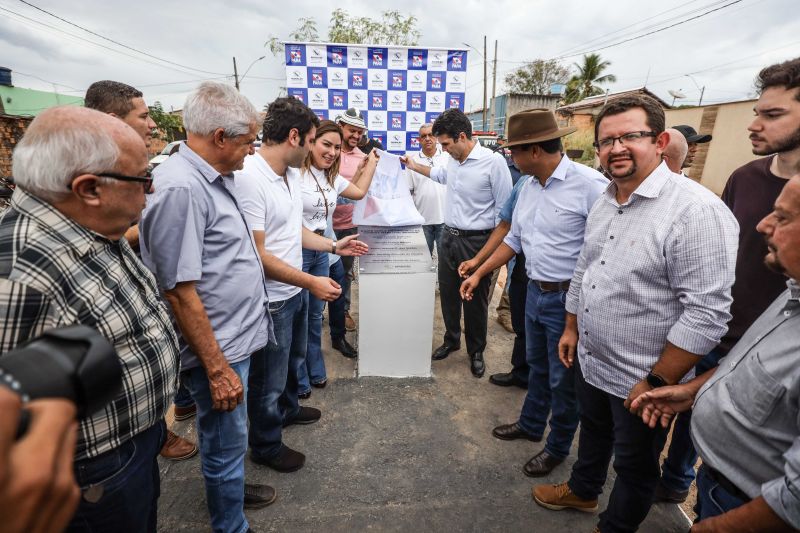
[788,279,799,301]
[456,141,487,165]
[603,161,671,205]
[11,187,107,257]
[418,146,442,162]
[249,152,287,183]
[532,154,570,187]
[177,142,229,184]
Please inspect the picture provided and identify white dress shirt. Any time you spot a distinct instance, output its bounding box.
[429,142,512,230]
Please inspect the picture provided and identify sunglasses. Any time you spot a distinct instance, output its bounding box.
[68,171,154,194]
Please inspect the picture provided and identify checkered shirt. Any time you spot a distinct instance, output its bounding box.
[0,188,179,459]
[566,163,739,398]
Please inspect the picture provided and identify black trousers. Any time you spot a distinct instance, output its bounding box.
[568,360,669,533]
[438,230,493,355]
[509,255,529,382]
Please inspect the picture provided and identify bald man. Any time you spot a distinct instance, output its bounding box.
[663,128,689,174]
[1,106,179,531]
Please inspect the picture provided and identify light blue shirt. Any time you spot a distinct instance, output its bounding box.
[503,155,607,282]
[140,143,274,371]
[429,143,512,230]
[498,174,530,222]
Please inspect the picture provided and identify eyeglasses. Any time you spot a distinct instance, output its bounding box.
[594,131,657,150]
[68,171,153,193]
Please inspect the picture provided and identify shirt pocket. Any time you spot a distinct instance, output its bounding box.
[726,353,786,425]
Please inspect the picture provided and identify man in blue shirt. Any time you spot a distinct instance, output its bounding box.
[461,109,607,477]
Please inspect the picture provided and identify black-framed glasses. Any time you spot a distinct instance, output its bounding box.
[68,171,153,193]
[593,131,657,150]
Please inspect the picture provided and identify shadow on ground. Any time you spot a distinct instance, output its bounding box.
[158,280,689,532]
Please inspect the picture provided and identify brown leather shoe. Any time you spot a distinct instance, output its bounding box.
[492,422,542,442]
[532,482,598,512]
[523,450,565,477]
[160,430,198,461]
[345,311,356,331]
[496,313,514,333]
[173,403,197,421]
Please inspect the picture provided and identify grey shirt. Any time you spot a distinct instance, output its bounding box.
[566,162,739,398]
[692,281,800,529]
[140,143,274,371]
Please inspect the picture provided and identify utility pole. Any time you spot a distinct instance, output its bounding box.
[233,57,240,91]
[489,40,497,132]
[482,35,487,131]
[698,86,705,106]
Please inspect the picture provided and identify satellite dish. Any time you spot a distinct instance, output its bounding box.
[668,89,687,99]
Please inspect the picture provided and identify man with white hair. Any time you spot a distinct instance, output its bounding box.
[662,128,689,174]
[406,122,448,256]
[140,82,275,533]
[0,106,179,531]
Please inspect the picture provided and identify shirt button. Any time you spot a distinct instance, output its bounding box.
[618,210,623,214]
[591,285,596,289]
[609,236,614,240]
[587,351,592,356]
[601,260,606,265]
[585,308,589,312]
[784,310,792,316]
[584,330,588,335]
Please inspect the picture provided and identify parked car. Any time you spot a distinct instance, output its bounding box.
[149,141,182,168]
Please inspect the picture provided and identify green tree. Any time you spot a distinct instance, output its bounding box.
[265,9,420,57]
[148,101,183,142]
[563,53,617,104]
[504,59,570,95]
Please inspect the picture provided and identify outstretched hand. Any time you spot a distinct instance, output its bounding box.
[336,234,369,257]
[630,384,696,428]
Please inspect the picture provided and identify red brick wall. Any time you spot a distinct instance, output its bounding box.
[1,114,32,178]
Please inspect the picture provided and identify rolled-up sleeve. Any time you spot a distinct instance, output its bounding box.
[665,203,739,355]
[761,432,800,529]
[140,186,205,290]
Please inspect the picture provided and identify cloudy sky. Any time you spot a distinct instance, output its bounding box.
[1,0,798,114]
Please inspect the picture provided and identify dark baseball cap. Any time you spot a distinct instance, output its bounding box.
[672,125,712,143]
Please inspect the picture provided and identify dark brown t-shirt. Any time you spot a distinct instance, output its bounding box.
[719,155,789,354]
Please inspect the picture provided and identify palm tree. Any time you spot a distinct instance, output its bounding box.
[563,53,617,104]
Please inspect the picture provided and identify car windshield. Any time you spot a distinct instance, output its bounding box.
[160,142,178,155]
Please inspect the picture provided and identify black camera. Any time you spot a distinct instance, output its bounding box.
[0,325,122,437]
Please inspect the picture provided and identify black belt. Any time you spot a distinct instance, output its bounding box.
[531,279,571,292]
[705,465,751,502]
[444,225,492,237]
[313,229,325,235]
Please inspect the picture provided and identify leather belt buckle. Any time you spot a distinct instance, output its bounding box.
[446,226,460,236]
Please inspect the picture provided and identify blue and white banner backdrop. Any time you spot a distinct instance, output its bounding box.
[284,42,468,155]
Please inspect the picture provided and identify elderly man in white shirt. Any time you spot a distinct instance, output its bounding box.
[406,123,449,256]
[403,109,512,378]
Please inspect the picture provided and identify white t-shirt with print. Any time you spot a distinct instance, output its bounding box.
[299,165,350,232]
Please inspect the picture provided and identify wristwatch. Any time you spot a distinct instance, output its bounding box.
[646,371,668,388]
[331,240,337,254]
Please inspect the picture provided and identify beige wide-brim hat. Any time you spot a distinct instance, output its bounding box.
[504,108,577,148]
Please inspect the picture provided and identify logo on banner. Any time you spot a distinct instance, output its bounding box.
[329,89,347,109]
[333,95,343,107]
[448,51,467,71]
[288,88,307,103]
[429,51,446,69]
[313,109,328,120]
[372,94,383,107]
[412,54,423,67]
[452,55,462,68]
[426,112,441,124]
[350,92,366,108]
[391,72,404,88]
[290,50,302,63]
[408,49,428,70]
[372,132,386,147]
[388,112,405,131]
[408,92,425,110]
[309,90,326,108]
[372,51,383,66]
[332,52,343,64]
[448,93,463,109]
[328,45,347,67]
[351,72,364,87]
[410,135,420,149]
[406,112,424,130]
[309,68,326,87]
[428,72,443,90]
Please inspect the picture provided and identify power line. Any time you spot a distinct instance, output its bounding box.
[0,5,225,80]
[550,0,744,60]
[15,0,228,76]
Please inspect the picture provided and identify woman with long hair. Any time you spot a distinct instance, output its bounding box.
[297,119,378,397]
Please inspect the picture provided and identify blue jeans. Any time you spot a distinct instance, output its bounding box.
[660,348,725,492]
[67,421,166,533]
[173,374,194,408]
[508,272,529,383]
[569,359,669,533]
[299,248,329,393]
[328,257,347,341]
[517,282,578,459]
[248,291,307,460]
[694,464,749,522]
[422,223,443,256]
[183,358,251,533]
